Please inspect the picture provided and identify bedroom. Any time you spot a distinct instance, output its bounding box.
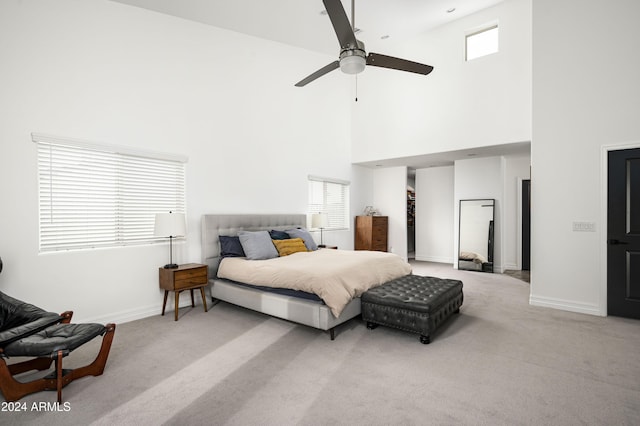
[1,0,639,422]
[4,0,636,322]
[1,0,535,324]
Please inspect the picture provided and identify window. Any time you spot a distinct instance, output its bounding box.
[308,175,350,230]
[466,24,499,61]
[34,133,186,252]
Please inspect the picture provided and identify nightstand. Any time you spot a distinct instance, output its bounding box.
[159,263,208,321]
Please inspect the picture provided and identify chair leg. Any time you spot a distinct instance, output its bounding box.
[0,323,116,402]
[60,323,116,381]
[56,350,63,403]
[7,356,54,375]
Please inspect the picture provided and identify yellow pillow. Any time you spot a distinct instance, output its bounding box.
[273,238,309,256]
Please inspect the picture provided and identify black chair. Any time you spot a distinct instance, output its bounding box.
[0,291,116,402]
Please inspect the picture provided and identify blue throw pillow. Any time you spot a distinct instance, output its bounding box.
[286,228,318,251]
[238,231,279,260]
[269,230,290,240]
[219,236,245,258]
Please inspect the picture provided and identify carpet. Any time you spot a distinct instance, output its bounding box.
[4,261,639,425]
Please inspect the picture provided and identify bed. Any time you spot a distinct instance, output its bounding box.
[201,214,411,339]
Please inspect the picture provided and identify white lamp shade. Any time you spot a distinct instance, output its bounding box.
[311,213,329,229]
[154,212,186,237]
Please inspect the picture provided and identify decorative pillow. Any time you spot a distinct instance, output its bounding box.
[285,228,318,251]
[219,236,245,258]
[272,238,308,257]
[238,231,279,260]
[269,230,290,240]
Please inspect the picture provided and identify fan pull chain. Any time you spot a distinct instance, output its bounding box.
[355,75,358,102]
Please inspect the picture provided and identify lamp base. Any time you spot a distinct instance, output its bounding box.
[163,263,179,269]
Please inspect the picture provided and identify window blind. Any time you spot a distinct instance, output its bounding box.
[308,176,350,230]
[34,134,186,252]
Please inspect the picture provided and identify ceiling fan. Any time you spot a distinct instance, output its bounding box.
[295,0,434,87]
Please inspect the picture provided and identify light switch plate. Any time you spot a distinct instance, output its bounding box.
[572,221,596,232]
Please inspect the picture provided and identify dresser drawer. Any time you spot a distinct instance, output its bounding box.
[355,215,388,252]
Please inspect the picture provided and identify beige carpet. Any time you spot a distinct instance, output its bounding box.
[4,261,640,425]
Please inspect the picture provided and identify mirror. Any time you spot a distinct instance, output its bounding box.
[458,199,495,273]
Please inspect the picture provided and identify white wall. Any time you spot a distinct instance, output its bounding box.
[531,0,640,315]
[0,0,353,323]
[372,167,408,260]
[415,166,455,263]
[351,0,531,164]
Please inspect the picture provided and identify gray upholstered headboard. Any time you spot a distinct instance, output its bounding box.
[201,214,307,279]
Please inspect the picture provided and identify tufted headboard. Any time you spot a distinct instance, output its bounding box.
[201,214,307,279]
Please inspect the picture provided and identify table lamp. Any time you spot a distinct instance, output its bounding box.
[311,213,329,248]
[154,212,186,269]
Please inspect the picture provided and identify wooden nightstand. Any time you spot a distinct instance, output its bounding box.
[159,263,208,321]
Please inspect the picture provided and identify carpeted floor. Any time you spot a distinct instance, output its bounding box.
[4,261,640,425]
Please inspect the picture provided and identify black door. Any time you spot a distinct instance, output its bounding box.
[608,148,640,319]
[522,180,531,271]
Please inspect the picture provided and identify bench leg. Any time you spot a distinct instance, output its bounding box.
[420,335,431,344]
[366,322,379,330]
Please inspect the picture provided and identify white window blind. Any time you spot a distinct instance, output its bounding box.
[308,175,350,230]
[34,134,186,252]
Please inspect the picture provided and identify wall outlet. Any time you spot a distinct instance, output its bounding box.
[572,221,596,232]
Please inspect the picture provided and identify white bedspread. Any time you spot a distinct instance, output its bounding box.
[217,249,411,317]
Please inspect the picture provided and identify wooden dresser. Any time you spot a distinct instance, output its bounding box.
[355,216,388,252]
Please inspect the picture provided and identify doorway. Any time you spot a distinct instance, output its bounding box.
[522,179,531,271]
[607,148,640,319]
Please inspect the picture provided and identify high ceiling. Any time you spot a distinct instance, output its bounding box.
[110,0,528,168]
[111,0,504,56]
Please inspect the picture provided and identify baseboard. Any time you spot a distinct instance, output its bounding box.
[414,254,454,264]
[77,295,210,324]
[503,262,519,271]
[529,294,603,317]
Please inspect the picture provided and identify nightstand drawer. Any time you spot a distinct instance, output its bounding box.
[159,264,208,291]
[175,268,207,289]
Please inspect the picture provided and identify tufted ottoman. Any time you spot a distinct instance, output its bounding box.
[361,275,463,344]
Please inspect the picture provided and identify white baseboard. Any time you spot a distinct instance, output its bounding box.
[530,294,603,317]
[503,262,519,270]
[77,295,210,324]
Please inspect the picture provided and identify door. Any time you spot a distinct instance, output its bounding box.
[608,148,640,319]
[522,180,531,271]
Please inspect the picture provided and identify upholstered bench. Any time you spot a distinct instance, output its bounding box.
[361,275,463,344]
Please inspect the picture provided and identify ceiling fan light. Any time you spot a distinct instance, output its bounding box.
[340,55,366,74]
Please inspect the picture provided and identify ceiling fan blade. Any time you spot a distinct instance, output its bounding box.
[323,0,358,49]
[295,61,340,87]
[366,52,434,75]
